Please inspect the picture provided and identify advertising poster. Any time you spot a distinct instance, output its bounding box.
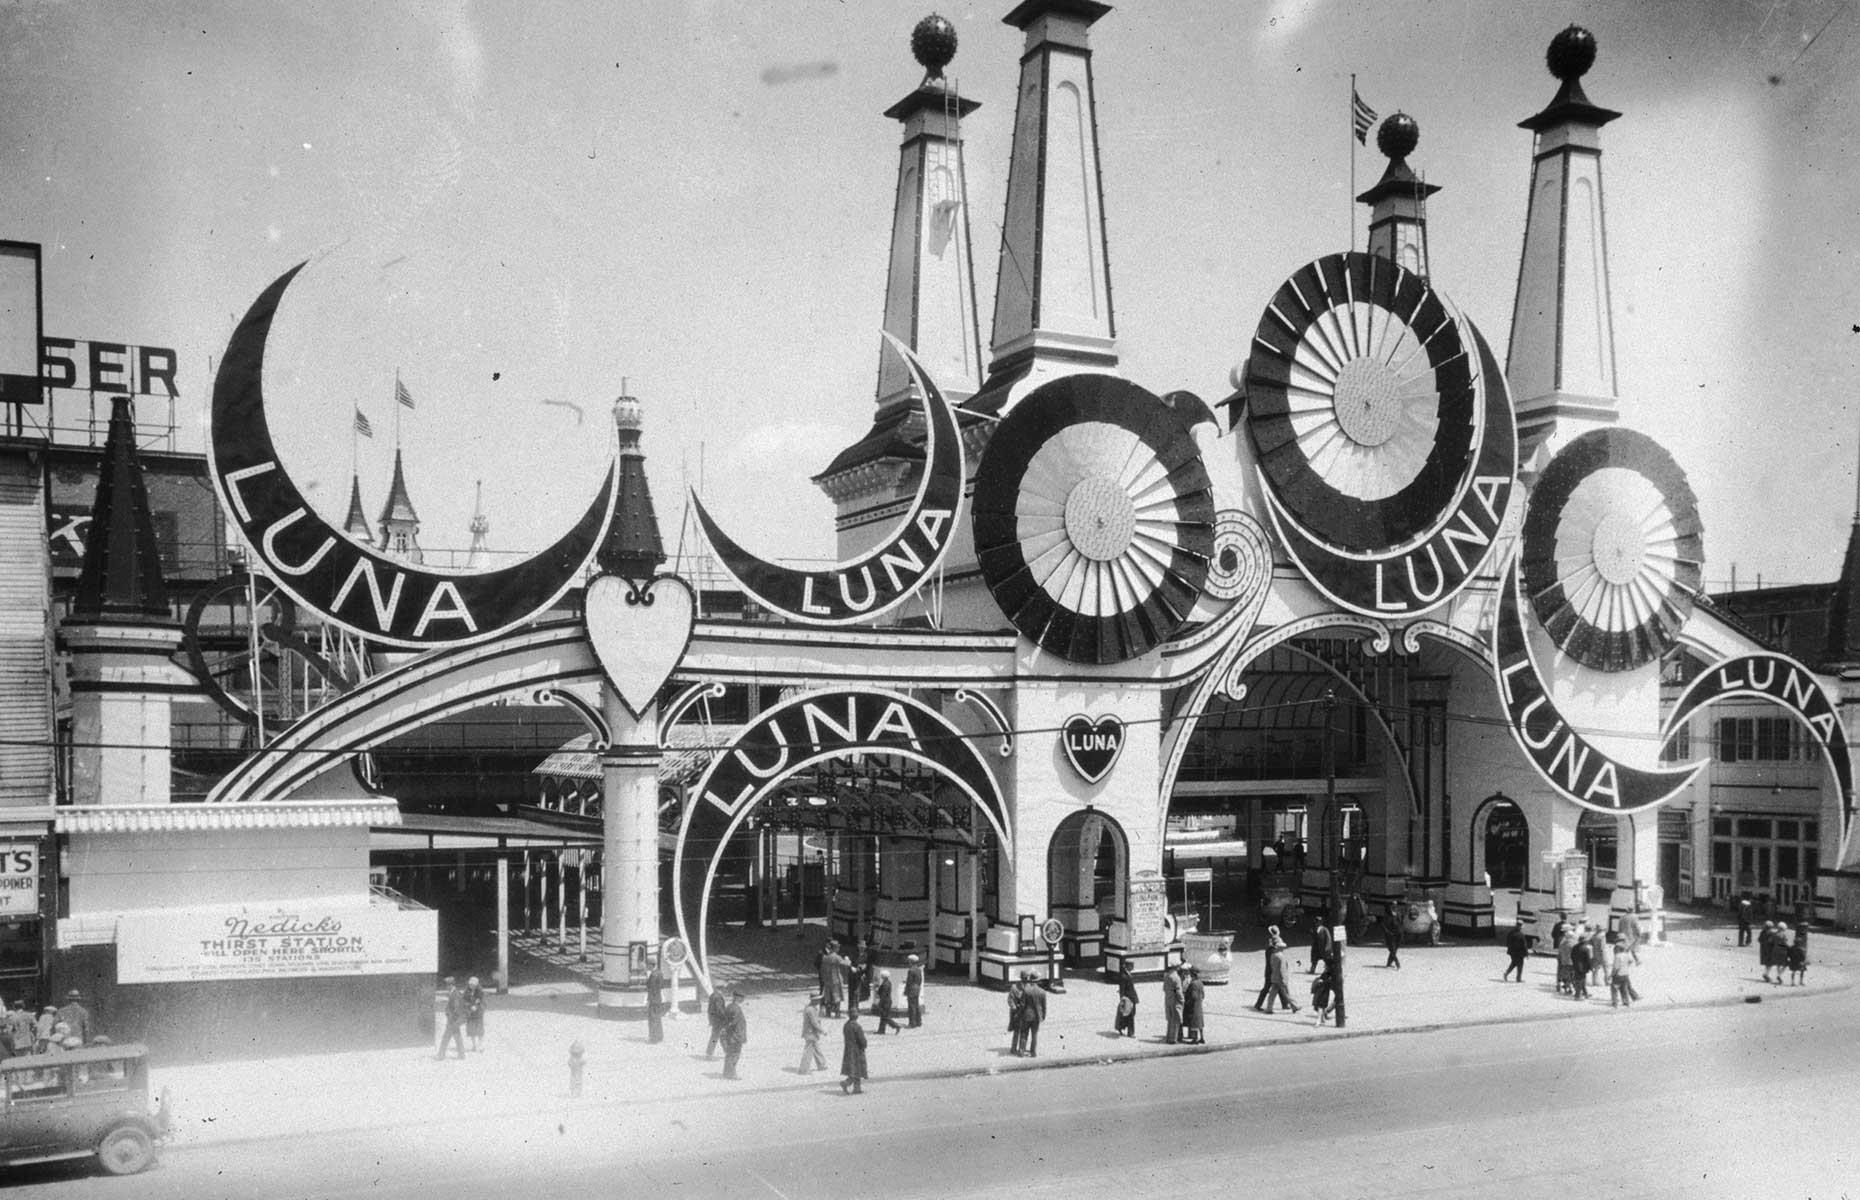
[116,905,437,984]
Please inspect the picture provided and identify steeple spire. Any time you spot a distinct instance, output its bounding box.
[1507,25,1623,475]
[969,0,1118,415]
[343,473,373,546]
[815,13,987,556]
[72,394,170,620]
[1357,112,1440,277]
[376,448,423,563]
[597,391,665,582]
[875,12,984,416]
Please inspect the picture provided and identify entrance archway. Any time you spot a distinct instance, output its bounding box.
[672,688,1010,992]
[1047,810,1128,966]
[1577,810,1620,896]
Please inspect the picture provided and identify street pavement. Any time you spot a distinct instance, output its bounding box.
[152,907,1853,1154]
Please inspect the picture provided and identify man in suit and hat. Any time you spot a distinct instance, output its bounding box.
[435,976,466,1060]
[57,990,92,1046]
[904,954,925,1028]
[720,989,748,1080]
[798,994,827,1075]
[1019,971,1047,1058]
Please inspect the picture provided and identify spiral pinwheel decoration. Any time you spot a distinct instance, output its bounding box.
[972,374,1214,664]
[1244,252,1477,553]
[1521,427,1704,672]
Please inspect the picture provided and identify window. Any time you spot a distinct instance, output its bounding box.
[1717,718,1753,762]
[1661,721,1691,763]
[73,1059,130,1094]
[1737,818,1771,839]
[1767,614,1790,642]
[5,1067,66,1103]
[1711,841,1732,874]
[1753,717,1798,762]
[1776,846,1799,883]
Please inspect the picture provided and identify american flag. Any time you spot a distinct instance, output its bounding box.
[1352,88,1377,145]
[396,379,416,410]
[353,407,374,438]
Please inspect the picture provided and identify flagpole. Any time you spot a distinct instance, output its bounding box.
[1350,74,1357,254]
[394,370,402,448]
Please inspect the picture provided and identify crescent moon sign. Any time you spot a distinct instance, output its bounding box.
[691,333,963,625]
[210,263,618,649]
[1492,557,1698,814]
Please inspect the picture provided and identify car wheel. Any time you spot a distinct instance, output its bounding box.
[97,1125,154,1176]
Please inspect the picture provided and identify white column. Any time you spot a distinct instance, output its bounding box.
[495,853,509,995]
[598,691,661,1017]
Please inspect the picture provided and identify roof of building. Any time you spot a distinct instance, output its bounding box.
[377,449,421,527]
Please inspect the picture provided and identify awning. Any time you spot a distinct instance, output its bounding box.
[372,811,601,852]
[59,799,399,833]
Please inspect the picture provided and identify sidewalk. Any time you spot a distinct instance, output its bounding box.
[155,912,1856,1151]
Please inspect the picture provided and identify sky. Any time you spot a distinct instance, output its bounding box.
[1,0,1855,589]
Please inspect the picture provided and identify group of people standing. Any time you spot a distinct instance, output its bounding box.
[813,939,924,1032]
[1006,969,1049,1056]
[435,975,488,1059]
[1158,961,1207,1043]
[1543,917,1640,1007]
[0,990,96,1057]
[1756,919,1809,985]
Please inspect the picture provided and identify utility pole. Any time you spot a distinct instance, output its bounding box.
[1324,688,1345,1029]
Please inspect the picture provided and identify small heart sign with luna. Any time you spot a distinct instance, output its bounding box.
[1061,714,1125,784]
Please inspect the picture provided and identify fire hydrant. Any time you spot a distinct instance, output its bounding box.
[568,1040,585,1098]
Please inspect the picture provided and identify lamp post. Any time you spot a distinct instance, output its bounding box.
[1323,688,1345,1028]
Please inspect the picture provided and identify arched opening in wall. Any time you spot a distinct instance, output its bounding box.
[1047,810,1127,967]
[1481,798,1529,890]
[1577,809,1620,897]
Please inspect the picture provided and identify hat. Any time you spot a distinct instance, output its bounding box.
[807,994,822,1005]
[907,954,919,963]
[61,1035,82,1049]
[467,976,480,986]
[64,990,81,1001]
[442,975,456,985]
[51,1021,69,1036]
[41,1005,55,1014]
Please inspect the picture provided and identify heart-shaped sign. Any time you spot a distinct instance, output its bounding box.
[584,573,696,720]
[1061,713,1125,785]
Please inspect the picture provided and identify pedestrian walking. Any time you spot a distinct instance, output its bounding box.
[1555,929,1575,994]
[1007,973,1028,1056]
[1503,922,1529,982]
[1618,909,1643,965]
[873,971,902,1035]
[904,954,925,1027]
[850,940,872,1013]
[798,995,827,1075]
[1382,903,1404,969]
[1788,922,1809,985]
[56,990,92,1045]
[1020,971,1048,1057]
[706,986,729,1057]
[819,942,845,1017]
[1586,927,1608,989]
[1735,895,1753,946]
[1161,964,1184,1044]
[1308,921,1333,975]
[1609,945,1634,1008]
[464,976,487,1052]
[1183,965,1206,1043]
[435,976,466,1059]
[1569,929,1592,1000]
[720,989,748,1080]
[1264,939,1299,1014]
[1113,962,1138,1037]
[840,1010,868,1094]
[1311,959,1334,1025]
[1254,926,1286,1012]
[646,958,669,1044]
[1757,920,1779,984]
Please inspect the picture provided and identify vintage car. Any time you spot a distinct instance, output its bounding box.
[0,1043,169,1175]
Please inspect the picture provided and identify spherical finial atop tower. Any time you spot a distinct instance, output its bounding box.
[612,392,642,433]
[912,13,958,80]
[1377,112,1419,161]
[1546,25,1597,81]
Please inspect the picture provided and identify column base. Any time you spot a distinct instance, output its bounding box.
[596,985,649,1020]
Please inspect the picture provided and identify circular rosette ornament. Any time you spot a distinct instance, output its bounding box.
[1244,251,1477,553]
[972,374,1215,663]
[1522,427,1704,672]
